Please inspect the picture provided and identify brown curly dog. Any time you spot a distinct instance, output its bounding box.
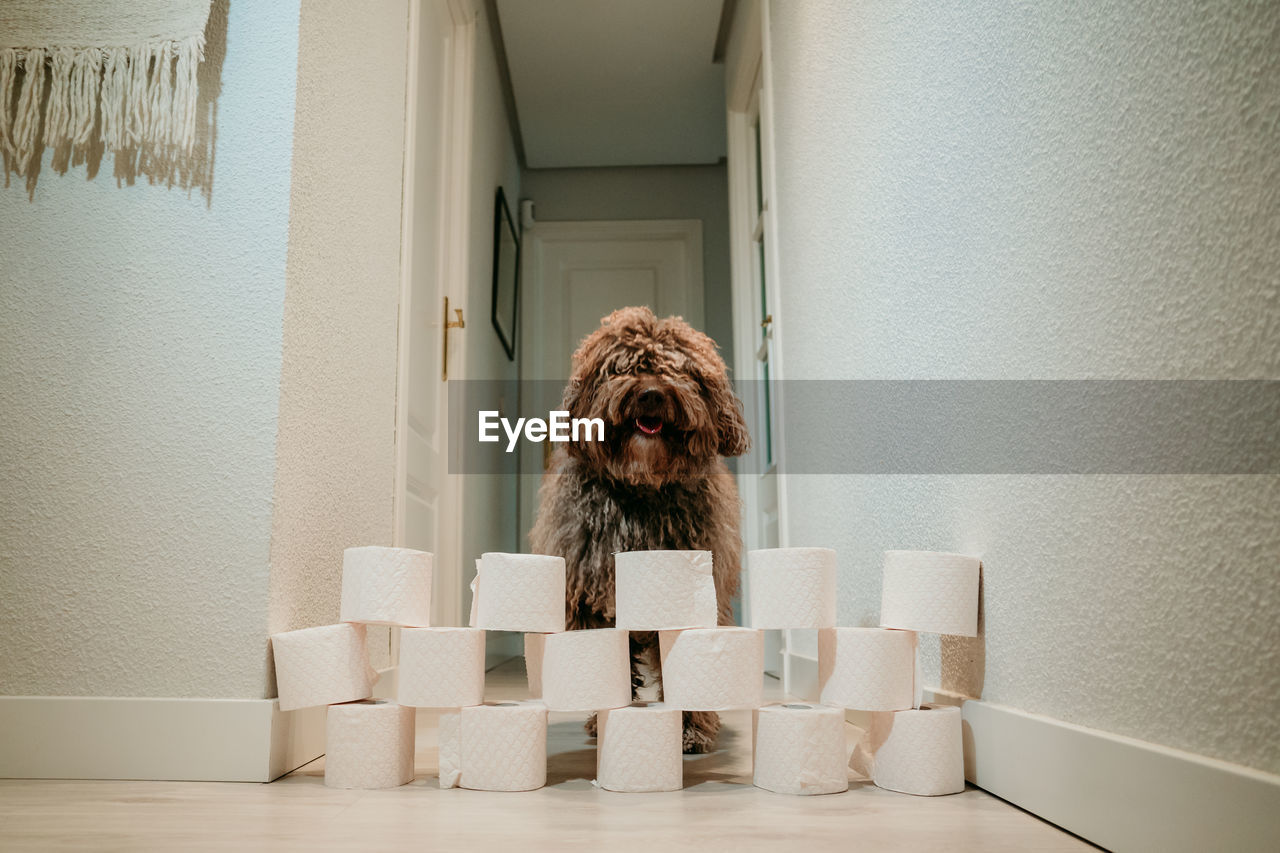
[530,306,749,753]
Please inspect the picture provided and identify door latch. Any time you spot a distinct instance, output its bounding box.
[442,296,465,381]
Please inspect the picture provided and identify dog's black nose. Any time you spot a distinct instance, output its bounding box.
[637,388,664,411]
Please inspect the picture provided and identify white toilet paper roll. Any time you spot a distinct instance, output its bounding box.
[324,700,415,789]
[658,627,763,710]
[597,703,683,792]
[476,553,566,633]
[745,548,837,629]
[542,629,631,712]
[752,703,848,795]
[868,703,965,796]
[437,701,548,791]
[880,550,980,636]
[615,550,717,630]
[340,546,432,627]
[524,633,545,698]
[398,627,485,708]
[817,627,915,711]
[271,623,376,712]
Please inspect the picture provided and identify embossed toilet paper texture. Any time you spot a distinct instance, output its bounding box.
[746,547,838,628]
[542,628,631,711]
[880,550,979,636]
[271,623,377,712]
[324,701,415,789]
[659,627,764,710]
[398,627,485,708]
[476,553,566,633]
[441,702,548,791]
[753,704,848,795]
[340,546,433,627]
[868,704,964,796]
[597,703,683,792]
[615,550,717,630]
[817,627,915,710]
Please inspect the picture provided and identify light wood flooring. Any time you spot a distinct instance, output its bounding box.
[0,659,1095,852]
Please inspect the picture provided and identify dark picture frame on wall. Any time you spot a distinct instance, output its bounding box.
[491,187,520,361]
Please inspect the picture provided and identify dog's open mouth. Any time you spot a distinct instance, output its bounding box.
[635,416,664,436]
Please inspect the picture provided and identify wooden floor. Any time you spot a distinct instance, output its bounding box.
[0,660,1094,852]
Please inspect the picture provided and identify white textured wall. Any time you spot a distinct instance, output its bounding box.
[519,165,735,373]
[768,0,1280,773]
[0,2,300,698]
[266,0,411,677]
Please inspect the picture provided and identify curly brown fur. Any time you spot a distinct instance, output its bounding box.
[530,306,748,753]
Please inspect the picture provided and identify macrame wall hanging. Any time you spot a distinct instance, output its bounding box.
[0,0,214,180]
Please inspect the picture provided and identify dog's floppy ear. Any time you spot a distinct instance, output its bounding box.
[714,380,750,457]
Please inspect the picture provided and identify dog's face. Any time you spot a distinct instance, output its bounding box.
[562,306,749,487]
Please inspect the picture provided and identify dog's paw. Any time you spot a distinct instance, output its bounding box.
[584,713,598,739]
[682,711,720,754]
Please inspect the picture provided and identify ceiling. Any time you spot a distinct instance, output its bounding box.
[493,0,728,169]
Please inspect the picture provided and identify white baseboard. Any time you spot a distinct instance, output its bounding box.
[0,694,325,782]
[916,688,1280,852]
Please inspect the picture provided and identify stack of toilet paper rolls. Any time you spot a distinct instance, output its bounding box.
[270,546,432,789]
[809,549,979,797]
[603,550,759,792]
[745,548,847,795]
[271,542,978,799]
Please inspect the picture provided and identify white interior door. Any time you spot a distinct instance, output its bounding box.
[395,0,473,634]
[518,220,706,546]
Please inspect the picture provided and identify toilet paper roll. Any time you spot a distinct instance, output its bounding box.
[324,700,415,789]
[271,623,376,712]
[615,550,717,630]
[867,703,965,796]
[398,627,485,708]
[745,548,837,629]
[524,633,545,698]
[817,627,915,711]
[340,546,432,627]
[437,701,548,791]
[658,627,763,710]
[880,550,980,636]
[597,703,683,792]
[542,629,631,712]
[752,703,848,795]
[476,553,566,633]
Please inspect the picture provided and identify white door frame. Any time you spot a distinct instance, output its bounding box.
[394,0,478,646]
[725,0,806,695]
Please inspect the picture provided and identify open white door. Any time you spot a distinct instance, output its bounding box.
[395,0,477,644]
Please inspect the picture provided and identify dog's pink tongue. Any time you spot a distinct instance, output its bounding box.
[636,417,663,435]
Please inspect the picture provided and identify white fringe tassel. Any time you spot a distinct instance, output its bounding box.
[2,33,204,171]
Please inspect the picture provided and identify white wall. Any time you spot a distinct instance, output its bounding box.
[519,165,735,373]
[267,0,412,677]
[0,1,300,699]
[460,2,523,644]
[768,0,1279,774]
